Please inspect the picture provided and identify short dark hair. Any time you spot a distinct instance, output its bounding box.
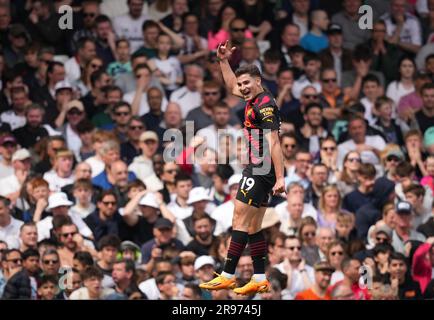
[113,101,132,113]
[22,248,40,260]
[81,266,104,281]
[389,252,407,264]
[95,14,111,26]
[155,271,174,285]
[0,195,11,207]
[352,44,372,61]
[362,74,380,87]
[395,161,415,178]
[73,251,94,267]
[263,49,281,63]
[357,163,376,179]
[76,119,95,134]
[305,102,322,113]
[77,37,95,51]
[183,283,202,298]
[90,69,108,87]
[303,52,320,65]
[39,274,58,286]
[98,234,121,251]
[134,63,151,75]
[175,172,192,185]
[421,82,434,94]
[234,64,261,78]
[97,189,118,203]
[114,259,135,274]
[214,164,234,181]
[142,19,159,32]
[403,184,425,198]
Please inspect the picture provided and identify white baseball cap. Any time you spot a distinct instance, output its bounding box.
[194,255,215,271]
[46,192,73,211]
[139,192,159,209]
[54,80,73,92]
[228,174,242,188]
[11,148,31,162]
[187,187,212,205]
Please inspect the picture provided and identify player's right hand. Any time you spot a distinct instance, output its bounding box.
[272,177,286,196]
[217,40,236,61]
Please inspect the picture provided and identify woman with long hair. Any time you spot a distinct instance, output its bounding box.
[75,57,104,97]
[336,151,361,196]
[386,56,416,106]
[319,136,339,181]
[317,184,342,229]
[326,240,346,285]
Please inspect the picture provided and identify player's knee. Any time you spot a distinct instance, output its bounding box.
[232,207,249,230]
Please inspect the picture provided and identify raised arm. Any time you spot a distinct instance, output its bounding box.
[217,41,243,98]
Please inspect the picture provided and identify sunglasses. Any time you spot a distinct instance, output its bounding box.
[286,246,301,251]
[43,259,59,265]
[347,157,361,163]
[330,251,343,256]
[2,142,17,148]
[284,144,296,148]
[61,231,77,238]
[68,110,83,116]
[116,112,130,116]
[231,27,246,32]
[7,258,22,264]
[129,126,144,130]
[303,232,315,237]
[204,91,219,96]
[376,237,388,242]
[102,201,116,206]
[303,94,318,99]
[386,156,400,162]
[322,147,336,152]
[322,78,337,83]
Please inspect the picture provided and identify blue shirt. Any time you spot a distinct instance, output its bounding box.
[92,170,137,190]
[300,32,329,53]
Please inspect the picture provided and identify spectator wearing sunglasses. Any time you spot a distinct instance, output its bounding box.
[70,1,99,53]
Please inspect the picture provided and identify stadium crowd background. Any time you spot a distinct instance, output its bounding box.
[0,0,434,300]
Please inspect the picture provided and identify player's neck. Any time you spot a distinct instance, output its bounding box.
[249,88,265,101]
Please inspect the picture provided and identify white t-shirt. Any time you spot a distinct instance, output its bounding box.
[123,90,168,116]
[386,81,415,106]
[210,200,234,234]
[167,200,193,220]
[0,216,23,249]
[0,174,21,197]
[65,124,82,161]
[128,155,154,183]
[196,125,239,154]
[292,76,322,99]
[274,201,318,223]
[37,212,93,242]
[85,156,105,178]
[382,12,422,45]
[151,57,183,91]
[337,135,386,169]
[0,162,13,179]
[360,97,376,125]
[274,262,315,298]
[139,278,160,300]
[0,111,26,130]
[169,86,202,119]
[43,170,75,192]
[64,57,81,84]
[113,14,148,53]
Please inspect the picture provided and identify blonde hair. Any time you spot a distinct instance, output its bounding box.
[380,144,401,167]
[319,184,341,213]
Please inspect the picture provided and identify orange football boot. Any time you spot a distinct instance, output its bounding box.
[233,278,271,295]
[199,272,236,290]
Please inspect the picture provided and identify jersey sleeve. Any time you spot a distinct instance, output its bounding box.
[256,104,280,130]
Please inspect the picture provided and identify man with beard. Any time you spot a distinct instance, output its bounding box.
[12,104,48,148]
[185,212,219,256]
[295,261,334,300]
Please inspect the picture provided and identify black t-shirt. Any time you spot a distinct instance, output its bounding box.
[417,217,434,238]
[185,236,218,257]
[342,189,373,214]
[12,125,48,149]
[415,109,434,135]
[118,216,156,247]
[399,278,423,300]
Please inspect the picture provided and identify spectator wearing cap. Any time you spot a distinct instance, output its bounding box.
[389,252,423,300]
[415,83,434,135]
[0,148,32,202]
[0,134,17,179]
[382,148,405,181]
[128,131,159,182]
[331,0,371,50]
[36,192,93,242]
[392,201,426,254]
[120,190,175,246]
[295,261,334,300]
[12,103,48,149]
[300,10,330,53]
[140,218,185,273]
[43,149,75,192]
[319,23,352,86]
[0,196,23,249]
[0,85,31,130]
[1,248,40,300]
[194,255,215,298]
[4,24,30,68]
[210,174,241,234]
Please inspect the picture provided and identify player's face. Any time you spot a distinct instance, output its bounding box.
[236,74,262,100]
